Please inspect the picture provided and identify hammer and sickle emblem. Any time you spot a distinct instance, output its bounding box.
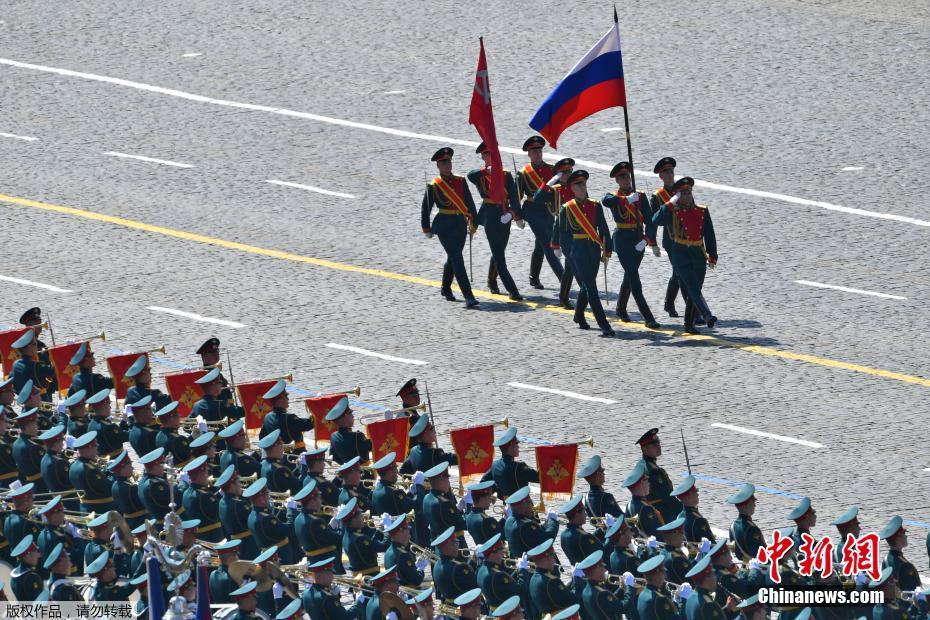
[474,70,490,104]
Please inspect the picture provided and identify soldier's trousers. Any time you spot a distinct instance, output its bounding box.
[524,208,564,282]
[481,210,520,296]
[669,247,713,321]
[613,230,656,322]
[434,216,475,300]
[569,241,611,330]
[665,250,680,307]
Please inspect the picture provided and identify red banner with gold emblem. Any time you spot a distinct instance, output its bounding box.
[0,328,30,376]
[535,443,579,506]
[106,352,141,400]
[305,395,344,446]
[47,342,84,395]
[235,380,277,430]
[450,424,494,488]
[164,369,207,417]
[365,418,409,464]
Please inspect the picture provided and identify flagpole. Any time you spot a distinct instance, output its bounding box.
[614,6,637,192]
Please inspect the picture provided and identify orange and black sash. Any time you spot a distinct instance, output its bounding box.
[565,199,603,247]
[433,176,472,219]
[521,164,547,193]
[613,192,643,226]
[654,187,674,206]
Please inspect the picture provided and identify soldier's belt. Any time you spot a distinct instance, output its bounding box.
[198,522,222,534]
[307,546,336,557]
[437,209,464,215]
[25,472,42,482]
[614,223,638,229]
[572,234,598,241]
[126,509,147,519]
[672,239,704,247]
[0,472,18,481]
[231,530,252,539]
[82,496,115,504]
[354,566,379,576]
[481,200,504,206]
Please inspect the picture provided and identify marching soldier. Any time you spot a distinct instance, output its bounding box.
[394,378,422,431]
[208,538,242,604]
[17,381,52,430]
[476,533,528,609]
[454,588,484,620]
[37,495,84,575]
[685,554,739,620]
[830,506,860,565]
[328,396,372,465]
[83,513,130,578]
[708,538,762,601]
[244,477,296,564]
[504,485,559,558]
[602,161,661,327]
[637,428,681,524]
[516,135,563,290]
[87,388,128,458]
[553,170,615,336]
[787,496,817,559]
[301,556,369,618]
[535,157,579,308]
[67,341,113,397]
[528,537,579,618]
[137,447,174,524]
[130,574,149,619]
[0,376,17,422]
[259,429,301,495]
[401,415,457,473]
[4,483,41,552]
[338,496,389,578]
[124,354,171,410]
[383,513,428,588]
[579,549,628,620]
[560,494,602,565]
[11,330,56,402]
[39,424,78,510]
[605,517,639,577]
[673,475,715,544]
[110,450,147,529]
[880,516,921,592]
[656,517,693,585]
[127,394,159,457]
[293,478,344,573]
[870,567,908,620]
[652,177,719,333]
[276,598,303,620]
[422,147,480,307]
[189,430,219,476]
[624,461,663,537]
[728,484,765,563]
[19,308,48,359]
[370,451,416,517]
[465,479,502,546]
[299,445,340,506]
[69,430,116,513]
[579,455,623,519]
[422,461,467,545]
[467,141,524,300]
[481,427,539,500]
[259,379,311,449]
[10,534,42,601]
[46,542,83,601]
[13,406,47,493]
[62,389,90,438]
[364,565,407,620]
[192,366,243,425]
[336,456,371,511]
[253,545,289,616]
[228,579,261,620]
[87,550,134,601]
[155,401,192,467]
[650,157,682,318]
[181,454,223,542]
[637,554,683,620]
[216,465,259,561]
[129,522,149,577]
[433,525,478,607]
[0,401,16,491]
[218,418,262,478]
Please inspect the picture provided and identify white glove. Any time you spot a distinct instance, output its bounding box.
[678,583,693,600]
[623,572,635,587]
[670,192,681,205]
[572,563,584,578]
[65,435,76,449]
[143,541,154,553]
[179,472,190,485]
[650,245,661,257]
[286,498,298,510]
[748,559,763,572]
[634,239,647,252]
[546,509,559,522]
[915,589,927,602]
[504,505,512,519]
[328,516,342,530]
[681,545,691,559]
[604,514,616,527]
[380,513,392,529]
[424,231,434,239]
[855,572,869,586]
[547,175,560,187]
[463,489,474,506]
[111,530,124,551]
[517,553,530,570]
[476,549,485,559]
[630,539,640,554]
[299,452,311,466]
[332,584,341,597]
[356,592,367,604]
[500,212,513,224]
[412,471,425,487]
[708,262,716,270]
[554,249,563,259]
[386,613,398,620]
[646,536,658,550]
[272,582,283,599]
[56,402,67,414]
[66,523,80,537]
[515,218,526,229]
[416,556,430,571]
[383,409,394,420]
[196,416,207,433]
[698,538,711,554]
[627,192,640,204]
[456,496,467,511]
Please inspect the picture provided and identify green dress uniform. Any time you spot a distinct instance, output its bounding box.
[0,431,20,489]
[602,188,659,322]
[191,394,243,426]
[338,484,371,513]
[561,523,603,565]
[685,587,728,620]
[465,507,502,546]
[12,357,56,403]
[126,384,171,411]
[639,456,681,525]
[625,497,664,537]
[343,525,389,577]
[209,565,237,604]
[423,489,467,543]
[729,515,765,563]
[504,514,559,559]
[10,561,42,600]
[68,369,112,398]
[13,434,47,493]
[302,472,340,507]
[49,576,84,601]
[872,602,910,620]
[529,569,580,616]
[481,455,539,500]
[466,167,522,297]
[137,473,175,523]
[383,542,425,587]
[113,474,148,528]
[294,510,343,573]
[128,421,159,458]
[156,428,191,466]
[69,456,115,513]
[67,414,90,438]
[84,541,130,577]
[516,160,564,286]
[182,482,223,542]
[259,407,312,449]
[92,578,134,601]
[365,591,407,620]
[220,447,262,479]
[4,511,40,557]
[400,444,457,474]
[302,583,365,619]
[884,549,921,592]
[664,548,693,585]
[585,484,624,518]
[682,506,715,543]
[434,553,478,606]
[715,566,761,601]
[638,583,684,620]
[477,561,526,608]
[248,506,296,564]
[260,457,302,495]
[583,580,627,620]
[330,428,372,466]
[370,479,416,518]
[219,495,258,560]
[41,451,79,510]
[651,185,682,314]
[610,546,639,576]
[421,167,480,302]
[39,525,84,575]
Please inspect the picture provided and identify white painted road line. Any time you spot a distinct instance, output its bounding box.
[794,280,906,300]
[325,343,427,365]
[181,53,203,58]
[0,274,72,293]
[4,56,929,229]
[104,151,194,168]
[599,127,625,132]
[507,382,618,404]
[383,90,405,95]
[147,306,245,328]
[265,179,355,199]
[841,166,864,171]
[0,132,38,142]
[711,422,824,448]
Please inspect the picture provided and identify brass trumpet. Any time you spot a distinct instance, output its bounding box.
[439,417,509,434]
[293,384,360,401]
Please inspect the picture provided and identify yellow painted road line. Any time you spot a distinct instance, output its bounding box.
[3,191,929,388]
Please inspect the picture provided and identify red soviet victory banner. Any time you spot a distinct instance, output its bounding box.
[106,352,142,400]
[469,37,506,204]
[305,395,344,446]
[535,443,580,509]
[164,369,207,417]
[450,424,494,490]
[0,327,30,376]
[365,418,409,464]
[236,380,278,430]
[47,342,84,395]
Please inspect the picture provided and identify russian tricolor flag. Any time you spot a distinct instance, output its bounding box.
[529,20,627,149]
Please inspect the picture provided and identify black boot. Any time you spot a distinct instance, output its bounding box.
[684,304,700,334]
[487,261,501,295]
[529,252,544,289]
[441,264,456,301]
[559,269,574,309]
[615,284,631,321]
[665,276,680,317]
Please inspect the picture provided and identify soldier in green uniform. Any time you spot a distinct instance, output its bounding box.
[649,157,682,318]
[490,595,525,619]
[433,525,478,608]
[453,589,484,620]
[467,142,524,300]
[328,396,372,466]
[292,478,343,573]
[465,480,502,546]
[672,475,715,544]
[636,429,681,525]
[228,579,262,620]
[191,366,243,427]
[829,506,860,566]
[736,594,766,620]
[276,598,304,620]
[218,418,261,479]
[578,455,623,519]
[215,466,259,561]
[364,565,408,620]
[528,537,579,618]
[16,381,52,431]
[787,497,817,564]
[10,330,56,403]
[401,415,457,474]
[87,388,127,459]
[128,522,150,577]
[109,450,147,528]
[870,567,908,620]
[244,477,296,565]
[208,538,242,604]
[13,407,47,493]
[252,545,288,616]
[624,461,663,538]
[124,354,171,410]
[516,136,563,290]
[67,341,113,397]
[300,445,341,506]
[83,512,129,578]
[602,161,661,327]
[708,539,762,601]
[336,456,371,512]
[637,554,684,620]
[422,461,467,545]
[137,447,175,524]
[656,517,693,585]
[370,451,415,517]
[684,554,739,620]
[394,378,422,433]
[0,376,16,422]
[36,494,84,576]
[189,430,219,477]
[504,485,559,558]
[181,454,223,542]
[339,496,389,578]
[154,401,191,467]
[301,556,368,619]
[126,393,158,456]
[652,177,719,333]
[0,396,17,496]
[880,516,921,592]
[560,494,602,565]
[10,534,42,601]
[605,517,639,577]
[39,424,78,511]
[728,484,765,564]
[481,427,539,501]
[46,542,83,601]
[4,483,41,556]
[536,157,579,309]
[578,549,626,620]
[476,533,528,610]
[129,573,149,619]
[68,430,116,512]
[258,429,301,495]
[383,513,428,588]
[62,389,90,438]
[258,380,312,450]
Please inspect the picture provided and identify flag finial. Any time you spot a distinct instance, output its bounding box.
[614,5,619,23]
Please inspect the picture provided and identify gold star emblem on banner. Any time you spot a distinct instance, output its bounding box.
[546,459,569,485]
[379,433,399,455]
[65,365,79,378]
[180,386,199,409]
[251,400,271,416]
[465,441,489,466]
